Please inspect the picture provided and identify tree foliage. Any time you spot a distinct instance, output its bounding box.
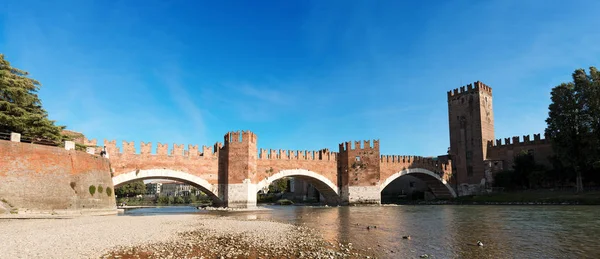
[269,178,289,193]
[0,54,65,141]
[493,151,546,189]
[115,180,147,197]
[545,67,600,191]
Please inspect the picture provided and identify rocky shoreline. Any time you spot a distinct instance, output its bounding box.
[101,217,373,258]
[0,214,373,259]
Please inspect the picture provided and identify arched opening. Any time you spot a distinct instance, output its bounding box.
[256,169,341,205]
[380,168,456,203]
[112,169,222,205]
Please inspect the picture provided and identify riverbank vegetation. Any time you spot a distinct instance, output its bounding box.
[115,180,213,206]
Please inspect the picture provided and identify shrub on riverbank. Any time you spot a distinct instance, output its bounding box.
[275,199,294,205]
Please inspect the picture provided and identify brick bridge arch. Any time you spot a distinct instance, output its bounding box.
[112,169,222,204]
[256,169,341,204]
[380,168,457,199]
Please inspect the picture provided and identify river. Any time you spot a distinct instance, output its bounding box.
[122,205,600,258]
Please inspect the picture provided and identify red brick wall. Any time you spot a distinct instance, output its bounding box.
[339,141,381,187]
[0,140,115,213]
[448,82,494,184]
[486,135,554,170]
[380,156,453,183]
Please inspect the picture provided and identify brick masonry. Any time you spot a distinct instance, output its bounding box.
[104,131,455,208]
[0,140,116,215]
[448,82,556,195]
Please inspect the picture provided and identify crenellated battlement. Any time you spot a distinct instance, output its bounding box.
[487,133,550,148]
[258,148,338,161]
[224,130,257,145]
[83,137,97,146]
[338,139,380,152]
[447,81,493,99]
[380,154,453,178]
[100,140,222,158]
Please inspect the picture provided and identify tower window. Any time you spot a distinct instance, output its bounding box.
[355,156,360,161]
[467,166,473,177]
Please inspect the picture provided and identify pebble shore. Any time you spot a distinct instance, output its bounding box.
[0,214,373,258]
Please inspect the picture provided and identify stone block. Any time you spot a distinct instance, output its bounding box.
[347,186,381,204]
[86,147,96,155]
[219,181,257,208]
[65,141,75,150]
[10,133,21,142]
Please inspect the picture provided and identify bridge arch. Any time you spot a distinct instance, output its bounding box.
[112,169,221,204]
[256,169,340,205]
[380,168,456,199]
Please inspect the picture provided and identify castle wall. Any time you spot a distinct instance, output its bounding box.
[486,133,553,171]
[0,140,116,215]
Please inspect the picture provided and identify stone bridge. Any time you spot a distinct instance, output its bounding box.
[87,131,454,208]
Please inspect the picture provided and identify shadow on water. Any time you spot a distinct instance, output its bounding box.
[123,205,600,259]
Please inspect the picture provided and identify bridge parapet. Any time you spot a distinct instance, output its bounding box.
[102,139,223,158]
[258,148,337,161]
[380,155,452,182]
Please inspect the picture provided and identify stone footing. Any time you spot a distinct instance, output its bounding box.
[347,186,381,204]
[219,182,257,208]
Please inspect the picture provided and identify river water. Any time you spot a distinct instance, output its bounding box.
[123,205,600,258]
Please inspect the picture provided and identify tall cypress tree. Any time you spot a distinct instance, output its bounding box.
[0,54,64,141]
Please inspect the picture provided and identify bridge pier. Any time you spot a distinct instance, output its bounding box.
[347,186,381,204]
[219,180,257,208]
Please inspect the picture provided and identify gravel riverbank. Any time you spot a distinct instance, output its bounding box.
[0,214,372,258]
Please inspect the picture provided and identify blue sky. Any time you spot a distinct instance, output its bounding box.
[1,0,599,156]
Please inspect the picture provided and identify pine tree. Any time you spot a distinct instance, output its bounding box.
[0,54,64,141]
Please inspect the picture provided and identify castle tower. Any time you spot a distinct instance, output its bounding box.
[218,130,258,208]
[447,81,494,188]
[338,140,381,204]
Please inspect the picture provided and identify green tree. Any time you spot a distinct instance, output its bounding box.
[545,67,600,192]
[269,178,289,193]
[157,195,169,205]
[0,54,65,141]
[174,196,185,204]
[115,180,147,197]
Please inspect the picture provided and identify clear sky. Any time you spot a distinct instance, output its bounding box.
[1,0,599,156]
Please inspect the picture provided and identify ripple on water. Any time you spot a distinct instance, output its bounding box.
[126,205,600,259]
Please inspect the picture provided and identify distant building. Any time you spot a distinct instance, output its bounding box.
[159,181,193,196]
[145,182,162,195]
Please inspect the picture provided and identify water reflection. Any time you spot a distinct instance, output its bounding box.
[124,205,600,258]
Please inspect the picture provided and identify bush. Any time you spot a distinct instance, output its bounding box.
[97,185,103,194]
[106,187,112,196]
[89,185,96,196]
[275,199,294,205]
[157,195,169,205]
